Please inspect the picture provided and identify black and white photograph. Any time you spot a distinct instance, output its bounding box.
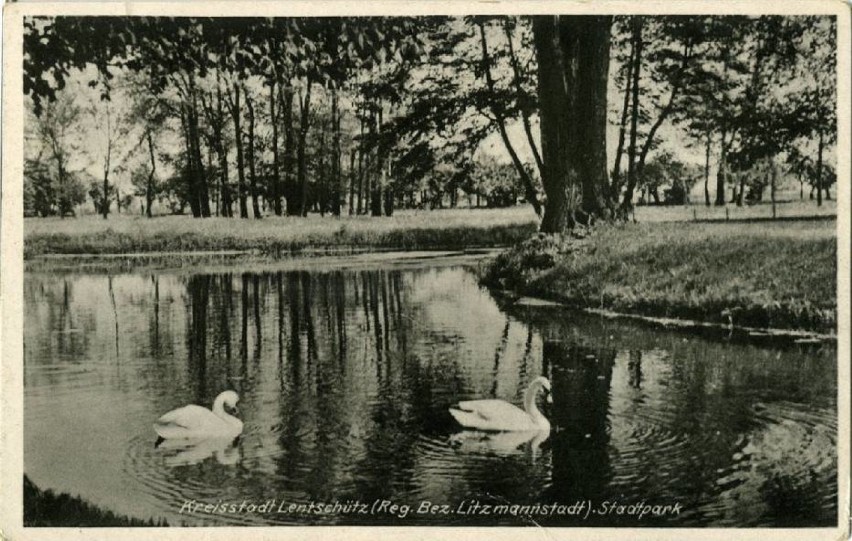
[1,1,849,538]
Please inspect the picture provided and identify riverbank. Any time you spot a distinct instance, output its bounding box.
[23,201,835,258]
[24,207,538,258]
[481,218,836,334]
[24,475,168,527]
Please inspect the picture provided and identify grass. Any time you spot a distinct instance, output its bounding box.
[23,475,168,527]
[630,198,836,222]
[481,218,837,334]
[24,203,838,332]
[24,201,835,258]
[24,207,538,258]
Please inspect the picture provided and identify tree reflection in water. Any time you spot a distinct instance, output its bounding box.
[22,266,837,526]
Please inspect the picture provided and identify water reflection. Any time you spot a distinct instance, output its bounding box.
[24,264,837,527]
[156,437,242,467]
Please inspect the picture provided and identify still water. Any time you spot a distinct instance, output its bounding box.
[24,257,837,527]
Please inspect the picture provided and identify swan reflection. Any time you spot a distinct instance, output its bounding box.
[449,428,550,456]
[155,436,242,467]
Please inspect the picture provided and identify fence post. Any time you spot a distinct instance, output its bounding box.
[725,207,729,221]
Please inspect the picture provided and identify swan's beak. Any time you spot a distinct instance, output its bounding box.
[546,393,553,404]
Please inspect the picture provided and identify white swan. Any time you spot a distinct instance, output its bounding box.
[449,376,552,431]
[154,391,243,440]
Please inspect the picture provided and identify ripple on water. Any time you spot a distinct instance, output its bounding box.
[24,266,838,527]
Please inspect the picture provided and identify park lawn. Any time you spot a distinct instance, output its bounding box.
[23,201,833,258]
[24,207,539,258]
[481,218,837,334]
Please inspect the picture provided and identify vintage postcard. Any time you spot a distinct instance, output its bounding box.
[1,1,849,540]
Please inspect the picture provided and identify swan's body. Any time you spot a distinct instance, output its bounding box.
[449,377,551,432]
[154,391,243,440]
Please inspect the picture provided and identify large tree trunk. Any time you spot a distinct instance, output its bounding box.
[533,15,614,233]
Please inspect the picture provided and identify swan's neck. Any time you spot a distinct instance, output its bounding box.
[213,401,241,431]
[212,396,232,420]
[524,383,546,426]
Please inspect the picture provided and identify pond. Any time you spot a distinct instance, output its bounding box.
[23,255,837,527]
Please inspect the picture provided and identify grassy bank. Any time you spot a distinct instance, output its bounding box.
[24,475,168,527]
[24,203,835,258]
[481,219,836,334]
[25,207,538,258]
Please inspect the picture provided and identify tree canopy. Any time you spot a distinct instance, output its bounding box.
[23,15,838,226]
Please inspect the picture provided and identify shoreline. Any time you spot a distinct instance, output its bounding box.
[24,214,837,334]
[23,208,539,259]
[480,219,836,335]
[24,248,501,275]
[23,475,169,527]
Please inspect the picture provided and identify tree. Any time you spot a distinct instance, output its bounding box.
[672,16,815,208]
[199,70,235,217]
[792,16,836,207]
[617,16,705,212]
[87,175,115,215]
[87,93,133,219]
[532,15,614,232]
[24,157,55,217]
[475,18,542,217]
[122,72,169,218]
[724,17,808,207]
[371,17,544,217]
[671,16,752,207]
[25,92,87,217]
